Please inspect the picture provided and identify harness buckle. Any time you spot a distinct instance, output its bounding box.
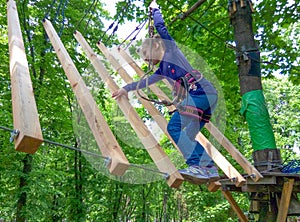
[173,70,203,103]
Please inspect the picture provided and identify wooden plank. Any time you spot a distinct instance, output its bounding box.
[73,31,184,188]
[7,0,43,154]
[207,181,221,192]
[97,42,183,155]
[119,49,258,183]
[276,178,294,222]
[222,191,249,222]
[205,122,263,181]
[42,19,129,176]
[196,133,246,187]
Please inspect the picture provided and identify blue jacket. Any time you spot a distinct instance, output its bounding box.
[124,9,217,96]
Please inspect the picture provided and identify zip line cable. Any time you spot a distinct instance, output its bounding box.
[2,124,299,181]
[164,0,291,68]
[164,0,234,49]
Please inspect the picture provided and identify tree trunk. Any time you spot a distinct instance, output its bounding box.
[229,0,281,167]
[228,1,282,221]
[16,154,33,222]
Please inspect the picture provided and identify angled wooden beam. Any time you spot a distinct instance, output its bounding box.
[276,178,294,222]
[222,191,249,222]
[73,31,184,188]
[7,0,43,154]
[196,133,246,187]
[205,122,263,181]
[207,181,221,192]
[42,19,129,176]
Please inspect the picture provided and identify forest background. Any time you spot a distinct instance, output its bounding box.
[0,0,299,221]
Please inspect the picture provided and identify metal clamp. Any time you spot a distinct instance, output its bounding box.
[104,157,112,167]
[10,129,19,143]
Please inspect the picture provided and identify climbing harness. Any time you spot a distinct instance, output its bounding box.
[172,70,211,122]
[173,70,203,103]
[176,105,211,122]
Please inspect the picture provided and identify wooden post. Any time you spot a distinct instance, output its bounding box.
[222,190,249,222]
[7,0,43,154]
[73,31,184,188]
[276,178,294,222]
[42,19,129,176]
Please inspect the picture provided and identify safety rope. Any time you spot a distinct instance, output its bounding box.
[99,1,131,44]
[119,19,148,50]
[134,8,176,106]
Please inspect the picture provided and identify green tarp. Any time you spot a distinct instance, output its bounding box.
[240,90,277,151]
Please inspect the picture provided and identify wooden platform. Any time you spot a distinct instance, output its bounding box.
[219,172,300,193]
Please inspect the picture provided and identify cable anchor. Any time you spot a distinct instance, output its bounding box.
[10,129,19,143]
[104,157,112,167]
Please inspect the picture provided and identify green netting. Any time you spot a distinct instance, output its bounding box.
[240,90,277,151]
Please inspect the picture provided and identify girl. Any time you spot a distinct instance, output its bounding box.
[112,0,219,183]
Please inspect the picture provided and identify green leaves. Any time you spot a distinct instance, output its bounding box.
[0,0,299,221]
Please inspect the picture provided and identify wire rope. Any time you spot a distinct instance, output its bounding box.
[0,125,169,178]
[164,0,288,68]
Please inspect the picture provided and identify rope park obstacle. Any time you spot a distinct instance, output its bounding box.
[6,0,300,221]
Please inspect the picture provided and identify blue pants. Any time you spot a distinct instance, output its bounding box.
[167,94,218,166]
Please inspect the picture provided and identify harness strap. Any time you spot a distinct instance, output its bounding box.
[173,70,203,103]
[171,70,210,122]
[170,105,211,123]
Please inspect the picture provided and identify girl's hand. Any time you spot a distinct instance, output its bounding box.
[149,0,159,10]
[112,88,128,100]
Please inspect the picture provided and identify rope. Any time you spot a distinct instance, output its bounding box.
[281,160,300,174]
[58,0,69,36]
[43,0,69,37]
[75,0,98,33]
[99,1,132,44]
[44,0,57,20]
[118,19,148,50]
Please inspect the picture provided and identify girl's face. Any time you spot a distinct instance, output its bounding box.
[142,42,164,66]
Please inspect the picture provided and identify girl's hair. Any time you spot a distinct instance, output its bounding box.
[140,34,165,59]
